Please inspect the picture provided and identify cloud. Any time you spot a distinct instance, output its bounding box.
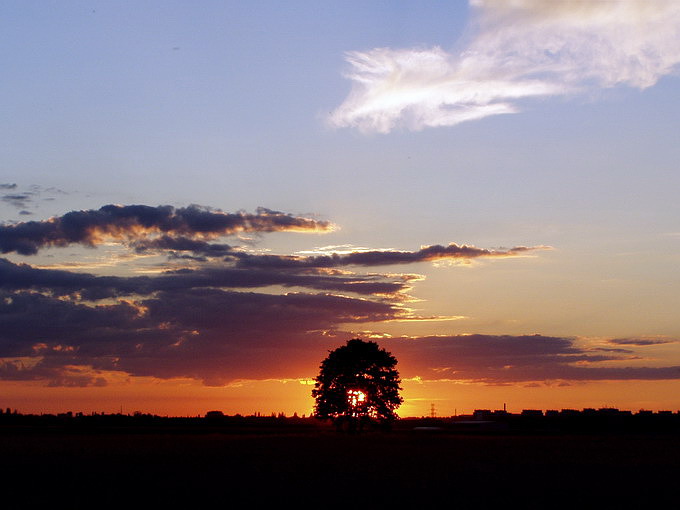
[0,185,71,217]
[610,338,675,346]
[0,288,404,385]
[4,202,675,388]
[330,0,680,132]
[6,201,633,388]
[383,334,680,383]
[8,201,671,387]
[1,193,34,210]
[0,258,412,299]
[233,243,549,269]
[0,204,333,255]
[3,278,678,385]
[130,236,235,260]
[0,202,545,266]
[128,237,549,266]
[0,359,107,387]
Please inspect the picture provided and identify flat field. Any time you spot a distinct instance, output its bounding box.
[2,428,678,505]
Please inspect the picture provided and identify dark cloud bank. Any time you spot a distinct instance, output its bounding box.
[0,204,332,255]
[1,204,677,387]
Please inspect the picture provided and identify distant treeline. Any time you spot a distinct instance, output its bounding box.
[1,406,679,434]
[0,409,321,432]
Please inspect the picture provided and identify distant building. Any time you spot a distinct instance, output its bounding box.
[560,409,580,416]
[473,409,492,421]
[597,408,621,415]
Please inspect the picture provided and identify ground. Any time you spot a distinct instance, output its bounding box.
[2,424,678,506]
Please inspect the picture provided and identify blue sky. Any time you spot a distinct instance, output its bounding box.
[2,1,680,414]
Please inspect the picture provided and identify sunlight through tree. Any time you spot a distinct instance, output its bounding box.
[312,339,403,431]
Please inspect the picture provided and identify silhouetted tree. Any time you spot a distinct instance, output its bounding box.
[312,338,403,431]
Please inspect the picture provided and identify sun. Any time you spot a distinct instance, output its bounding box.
[347,389,367,408]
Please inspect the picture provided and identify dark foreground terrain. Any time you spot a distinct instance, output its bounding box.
[2,423,679,507]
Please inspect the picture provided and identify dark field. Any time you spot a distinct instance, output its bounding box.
[2,427,679,506]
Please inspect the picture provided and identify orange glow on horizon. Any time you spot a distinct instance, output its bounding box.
[3,376,680,419]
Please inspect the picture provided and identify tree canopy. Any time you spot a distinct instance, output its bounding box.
[312,339,403,424]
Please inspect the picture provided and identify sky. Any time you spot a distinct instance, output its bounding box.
[2,0,680,417]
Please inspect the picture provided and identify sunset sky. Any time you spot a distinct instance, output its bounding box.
[2,0,680,417]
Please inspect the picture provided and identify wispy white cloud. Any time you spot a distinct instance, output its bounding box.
[330,0,680,133]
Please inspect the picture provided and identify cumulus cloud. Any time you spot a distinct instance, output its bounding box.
[0,204,333,255]
[330,0,680,132]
